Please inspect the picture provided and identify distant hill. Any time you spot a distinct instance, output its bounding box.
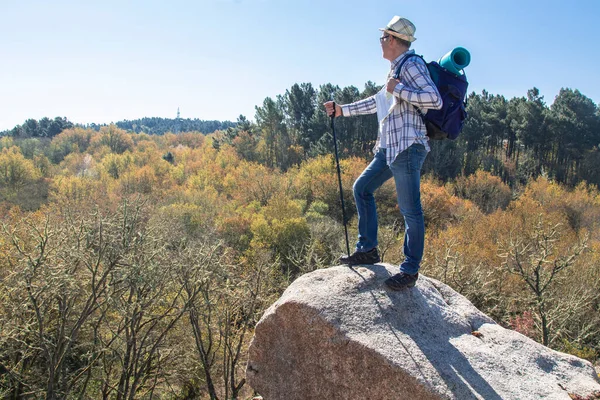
[1,117,236,138]
[109,117,236,135]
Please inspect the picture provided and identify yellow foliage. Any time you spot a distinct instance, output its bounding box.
[293,155,336,201]
[560,339,598,362]
[58,153,97,178]
[186,167,215,191]
[119,165,156,195]
[248,196,310,266]
[254,137,268,165]
[50,175,104,203]
[0,146,41,189]
[158,187,222,235]
[151,157,174,185]
[214,144,241,170]
[88,144,111,160]
[166,145,225,189]
[222,160,284,206]
[91,125,134,154]
[508,190,575,242]
[450,170,512,214]
[131,132,152,144]
[48,127,98,163]
[132,141,160,167]
[52,127,97,153]
[292,155,362,217]
[0,136,15,149]
[521,176,566,207]
[181,186,223,218]
[134,165,157,194]
[0,147,47,210]
[522,177,600,233]
[421,177,480,232]
[250,215,309,254]
[216,212,253,251]
[33,154,53,178]
[163,132,206,149]
[158,203,205,233]
[101,152,132,179]
[262,195,303,220]
[428,212,498,272]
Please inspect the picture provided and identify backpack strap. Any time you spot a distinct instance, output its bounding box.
[393,53,424,80]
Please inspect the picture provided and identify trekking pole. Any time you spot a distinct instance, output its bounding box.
[329,102,351,256]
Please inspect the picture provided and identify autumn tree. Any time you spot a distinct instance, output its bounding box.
[93,125,134,155]
[0,147,41,191]
[450,170,512,214]
[499,207,588,346]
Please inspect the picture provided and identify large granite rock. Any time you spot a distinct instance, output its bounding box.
[246,264,600,399]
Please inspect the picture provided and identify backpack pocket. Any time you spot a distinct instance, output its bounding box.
[439,85,466,139]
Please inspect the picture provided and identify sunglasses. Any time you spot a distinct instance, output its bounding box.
[380,35,392,43]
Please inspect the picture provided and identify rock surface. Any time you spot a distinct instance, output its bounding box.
[246,264,600,399]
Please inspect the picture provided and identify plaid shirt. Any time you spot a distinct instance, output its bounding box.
[341,50,442,165]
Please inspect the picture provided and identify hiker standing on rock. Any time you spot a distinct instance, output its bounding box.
[323,16,442,290]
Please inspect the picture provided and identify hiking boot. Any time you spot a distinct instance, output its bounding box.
[339,248,380,265]
[385,272,419,290]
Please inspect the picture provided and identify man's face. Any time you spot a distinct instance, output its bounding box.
[380,33,395,60]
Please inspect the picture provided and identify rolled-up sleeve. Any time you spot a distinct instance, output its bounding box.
[341,96,377,116]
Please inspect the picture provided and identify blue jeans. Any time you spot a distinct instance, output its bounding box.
[352,144,427,275]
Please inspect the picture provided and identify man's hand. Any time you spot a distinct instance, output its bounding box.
[323,101,342,118]
[387,78,400,95]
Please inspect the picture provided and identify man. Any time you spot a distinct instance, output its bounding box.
[323,16,442,290]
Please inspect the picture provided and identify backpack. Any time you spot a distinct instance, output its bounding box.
[394,54,469,140]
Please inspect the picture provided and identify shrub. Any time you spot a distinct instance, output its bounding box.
[450,170,512,214]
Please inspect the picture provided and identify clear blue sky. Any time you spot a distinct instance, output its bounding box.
[2,0,599,131]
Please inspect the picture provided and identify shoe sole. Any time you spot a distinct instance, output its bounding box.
[339,259,380,266]
[384,279,417,290]
[343,261,380,266]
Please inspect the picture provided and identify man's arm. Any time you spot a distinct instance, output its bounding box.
[324,96,377,118]
[340,96,377,116]
[390,59,442,110]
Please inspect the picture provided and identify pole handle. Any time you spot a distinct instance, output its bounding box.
[328,101,337,118]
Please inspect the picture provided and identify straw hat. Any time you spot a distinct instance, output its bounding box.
[380,16,417,42]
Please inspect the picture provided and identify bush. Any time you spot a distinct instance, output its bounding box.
[421,176,480,232]
[450,170,512,214]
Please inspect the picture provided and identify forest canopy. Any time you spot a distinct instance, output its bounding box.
[0,80,599,398]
